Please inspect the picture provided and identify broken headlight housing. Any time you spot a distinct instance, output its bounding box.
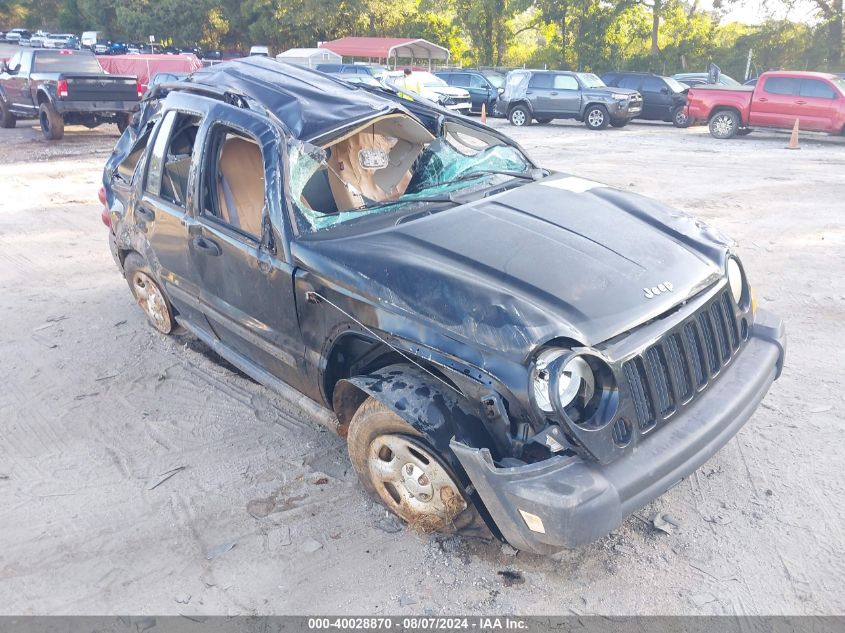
[530,349,618,428]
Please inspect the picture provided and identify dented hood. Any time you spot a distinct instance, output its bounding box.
[294,176,728,356]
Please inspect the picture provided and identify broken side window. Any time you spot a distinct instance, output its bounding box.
[144,110,202,207]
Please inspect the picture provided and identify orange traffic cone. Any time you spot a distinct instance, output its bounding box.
[481,102,487,124]
[786,118,800,150]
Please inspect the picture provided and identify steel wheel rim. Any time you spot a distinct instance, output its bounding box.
[588,109,604,126]
[511,110,526,126]
[366,434,466,527]
[714,114,733,137]
[131,271,171,333]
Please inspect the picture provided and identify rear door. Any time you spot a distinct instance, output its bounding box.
[751,76,800,128]
[137,105,209,326]
[189,103,304,387]
[468,74,493,112]
[796,78,839,131]
[526,73,554,115]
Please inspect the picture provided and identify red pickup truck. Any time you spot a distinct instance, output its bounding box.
[686,71,845,139]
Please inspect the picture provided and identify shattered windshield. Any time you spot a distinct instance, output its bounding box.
[289,115,531,234]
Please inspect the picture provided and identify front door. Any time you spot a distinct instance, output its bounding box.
[2,51,32,115]
[750,76,800,128]
[550,74,582,115]
[796,78,839,131]
[189,104,304,388]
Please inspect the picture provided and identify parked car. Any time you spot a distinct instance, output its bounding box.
[744,77,759,86]
[328,72,382,88]
[386,70,472,113]
[497,69,642,129]
[672,72,741,87]
[100,57,784,555]
[601,71,690,127]
[17,31,32,46]
[29,32,50,48]
[249,45,270,57]
[43,34,80,50]
[315,63,387,80]
[4,29,30,44]
[435,69,505,115]
[0,48,141,139]
[686,71,845,139]
[81,31,99,49]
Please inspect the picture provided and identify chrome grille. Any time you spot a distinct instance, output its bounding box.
[623,290,742,433]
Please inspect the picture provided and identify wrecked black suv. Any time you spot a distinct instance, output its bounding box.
[101,57,785,555]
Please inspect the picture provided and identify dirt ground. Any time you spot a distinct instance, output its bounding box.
[0,109,843,616]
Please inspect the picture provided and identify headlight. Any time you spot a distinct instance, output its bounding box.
[727,257,744,304]
[531,350,595,413]
[611,93,628,100]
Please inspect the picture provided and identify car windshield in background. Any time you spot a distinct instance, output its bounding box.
[289,117,532,234]
[486,74,504,88]
[831,78,845,95]
[665,77,688,92]
[420,74,447,87]
[34,52,102,73]
[577,73,605,88]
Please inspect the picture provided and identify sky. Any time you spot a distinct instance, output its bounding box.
[711,0,820,24]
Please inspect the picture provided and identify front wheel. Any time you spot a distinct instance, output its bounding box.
[672,106,690,128]
[708,110,739,139]
[0,98,16,128]
[584,105,609,130]
[508,105,531,127]
[347,397,478,533]
[39,101,65,140]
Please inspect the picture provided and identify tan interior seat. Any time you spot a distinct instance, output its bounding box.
[217,136,264,237]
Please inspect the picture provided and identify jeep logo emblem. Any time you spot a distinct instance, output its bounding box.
[644,281,673,299]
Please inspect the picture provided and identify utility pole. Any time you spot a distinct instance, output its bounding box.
[745,48,753,81]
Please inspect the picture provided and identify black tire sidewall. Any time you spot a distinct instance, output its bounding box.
[0,98,15,128]
[39,102,64,140]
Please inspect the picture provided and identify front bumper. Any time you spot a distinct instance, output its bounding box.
[452,308,785,554]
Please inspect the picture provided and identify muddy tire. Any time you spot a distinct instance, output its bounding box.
[584,104,609,130]
[0,98,16,128]
[116,113,130,133]
[508,105,531,127]
[123,252,177,334]
[672,106,690,128]
[610,118,628,128]
[39,101,64,140]
[708,109,739,139]
[347,397,480,534]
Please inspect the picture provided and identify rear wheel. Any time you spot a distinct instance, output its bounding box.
[0,98,16,128]
[123,253,177,334]
[39,101,64,140]
[508,105,531,127]
[584,104,609,130]
[708,110,739,139]
[672,106,690,128]
[347,397,479,533]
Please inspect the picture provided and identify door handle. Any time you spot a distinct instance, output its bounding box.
[191,236,222,257]
[758,97,768,102]
[135,207,155,222]
[795,100,807,105]
[550,91,558,96]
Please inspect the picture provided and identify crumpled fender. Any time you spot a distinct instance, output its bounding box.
[333,363,494,464]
